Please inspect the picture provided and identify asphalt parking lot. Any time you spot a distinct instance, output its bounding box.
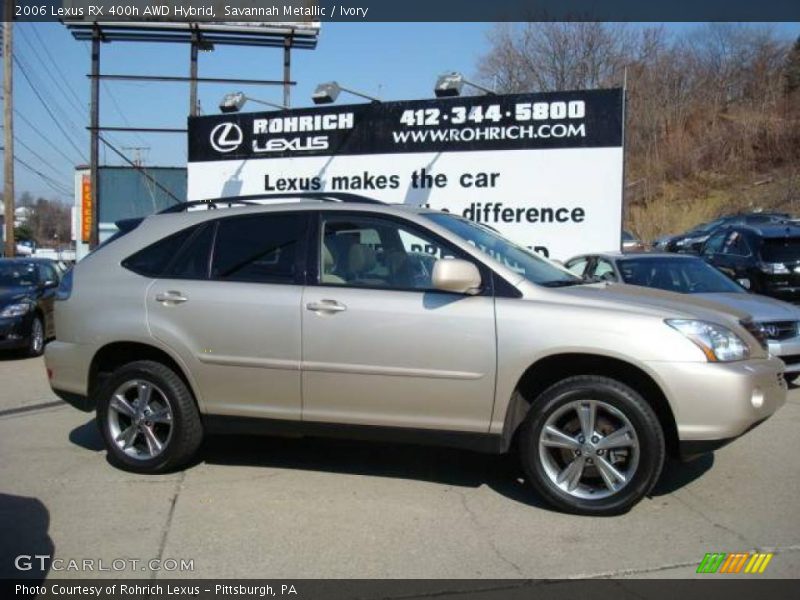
[1,355,799,580]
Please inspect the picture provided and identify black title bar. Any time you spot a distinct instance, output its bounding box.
[5,0,800,22]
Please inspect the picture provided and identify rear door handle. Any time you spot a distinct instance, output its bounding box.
[155,291,188,304]
[306,300,347,313]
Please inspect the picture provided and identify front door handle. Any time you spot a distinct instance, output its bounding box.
[306,299,347,313]
[155,291,188,305]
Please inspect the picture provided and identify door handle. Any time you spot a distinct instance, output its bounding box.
[306,299,347,313]
[155,291,188,304]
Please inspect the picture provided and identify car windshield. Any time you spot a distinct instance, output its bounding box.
[423,213,581,286]
[760,238,800,263]
[618,256,743,294]
[0,263,37,287]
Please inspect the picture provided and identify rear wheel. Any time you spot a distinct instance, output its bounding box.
[519,375,665,515]
[96,360,203,473]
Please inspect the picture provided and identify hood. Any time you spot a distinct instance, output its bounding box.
[539,282,752,324]
[695,292,800,323]
[0,286,34,306]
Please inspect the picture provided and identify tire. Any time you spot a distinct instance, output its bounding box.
[26,315,45,358]
[518,375,665,516]
[96,360,203,473]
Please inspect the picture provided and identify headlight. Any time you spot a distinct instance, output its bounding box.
[759,262,790,274]
[0,303,32,318]
[666,319,750,362]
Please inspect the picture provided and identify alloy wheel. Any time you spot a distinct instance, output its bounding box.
[106,380,173,460]
[538,399,640,500]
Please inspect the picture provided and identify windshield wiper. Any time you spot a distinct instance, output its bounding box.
[539,279,585,288]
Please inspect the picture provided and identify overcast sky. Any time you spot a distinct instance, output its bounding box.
[5,21,800,202]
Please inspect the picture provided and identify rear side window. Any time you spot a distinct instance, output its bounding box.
[211,213,307,284]
[122,226,196,278]
[164,224,215,279]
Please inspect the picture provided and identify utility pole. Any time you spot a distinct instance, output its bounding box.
[3,6,14,258]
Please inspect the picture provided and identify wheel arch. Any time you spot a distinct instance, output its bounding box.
[88,341,202,412]
[503,352,679,458]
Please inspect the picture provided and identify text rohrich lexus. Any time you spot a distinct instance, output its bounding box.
[45,195,786,515]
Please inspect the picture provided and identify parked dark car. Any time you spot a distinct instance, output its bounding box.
[657,212,791,254]
[699,224,800,303]
[0,258,62,356]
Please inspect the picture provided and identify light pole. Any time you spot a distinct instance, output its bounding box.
[433,72,495,97]
[219,91,288,113]
[311,81,381,104]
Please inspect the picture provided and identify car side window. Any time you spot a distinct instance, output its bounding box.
[722,231,750,257]
[565,257,589,278]
[703,232,727,255]
[211,213,306,284]
[122,226,197,278]
[164,223,215,280]
[319,215,459,290]
[593,259,618,281]
[38,264,58,284]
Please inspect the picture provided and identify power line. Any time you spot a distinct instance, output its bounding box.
[0,147,72,197]
[13,54,87,162]
[14,53,86,142]
[13,108,83,165]
[27,24,88,117]
[98,134,182,205]
[14,134,70,180]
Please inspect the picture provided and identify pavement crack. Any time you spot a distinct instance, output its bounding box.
[151,470,186,582]
[451,488,524,577]
[671,489,754,546]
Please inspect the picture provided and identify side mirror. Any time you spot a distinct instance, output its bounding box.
[432,259,482,295]
[43,280,58,289]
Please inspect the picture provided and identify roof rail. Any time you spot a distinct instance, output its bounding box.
[157,198,261,214]
[157,192,385,214]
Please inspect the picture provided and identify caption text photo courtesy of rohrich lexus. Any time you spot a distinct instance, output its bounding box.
[2,1,800,596]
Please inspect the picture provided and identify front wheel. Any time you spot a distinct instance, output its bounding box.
[519,375,665,516]
[96,360,203,473]
[26,315,44,357]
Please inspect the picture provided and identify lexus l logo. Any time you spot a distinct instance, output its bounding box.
[210,122,243,153]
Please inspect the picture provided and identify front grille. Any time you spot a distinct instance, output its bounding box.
[741,319,768,350]
[756,320,799,341]
[781,355,800,366]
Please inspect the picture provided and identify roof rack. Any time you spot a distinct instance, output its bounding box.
[158,192,385,214]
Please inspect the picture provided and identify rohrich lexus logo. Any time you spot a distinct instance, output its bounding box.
[210,122,244,153]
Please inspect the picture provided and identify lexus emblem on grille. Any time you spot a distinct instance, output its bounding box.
[210,122,244,153]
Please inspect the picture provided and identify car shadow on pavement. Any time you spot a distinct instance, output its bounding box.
[650,453,714,496]
[69,418,105,451]
[67,418,716,514]
[0,493,54,580]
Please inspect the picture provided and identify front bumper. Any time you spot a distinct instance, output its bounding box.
[646,356,787,451]
[0,315,32,350]
[767,337,800,374]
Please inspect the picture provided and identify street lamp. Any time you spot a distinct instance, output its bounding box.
[311,81,381,104]
[219,91,288,113]
[434,72,495,97]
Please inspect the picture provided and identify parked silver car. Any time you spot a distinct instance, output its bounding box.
[565,252,800,382]
[45,196,786,515]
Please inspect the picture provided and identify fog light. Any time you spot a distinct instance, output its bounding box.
[751,388,765,409]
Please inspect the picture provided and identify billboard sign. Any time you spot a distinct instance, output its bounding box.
[187,88,624,259]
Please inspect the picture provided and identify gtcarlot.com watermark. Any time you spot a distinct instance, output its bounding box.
[14,554,194,573]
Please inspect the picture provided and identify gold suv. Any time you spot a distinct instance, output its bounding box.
[45,196,786,515]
